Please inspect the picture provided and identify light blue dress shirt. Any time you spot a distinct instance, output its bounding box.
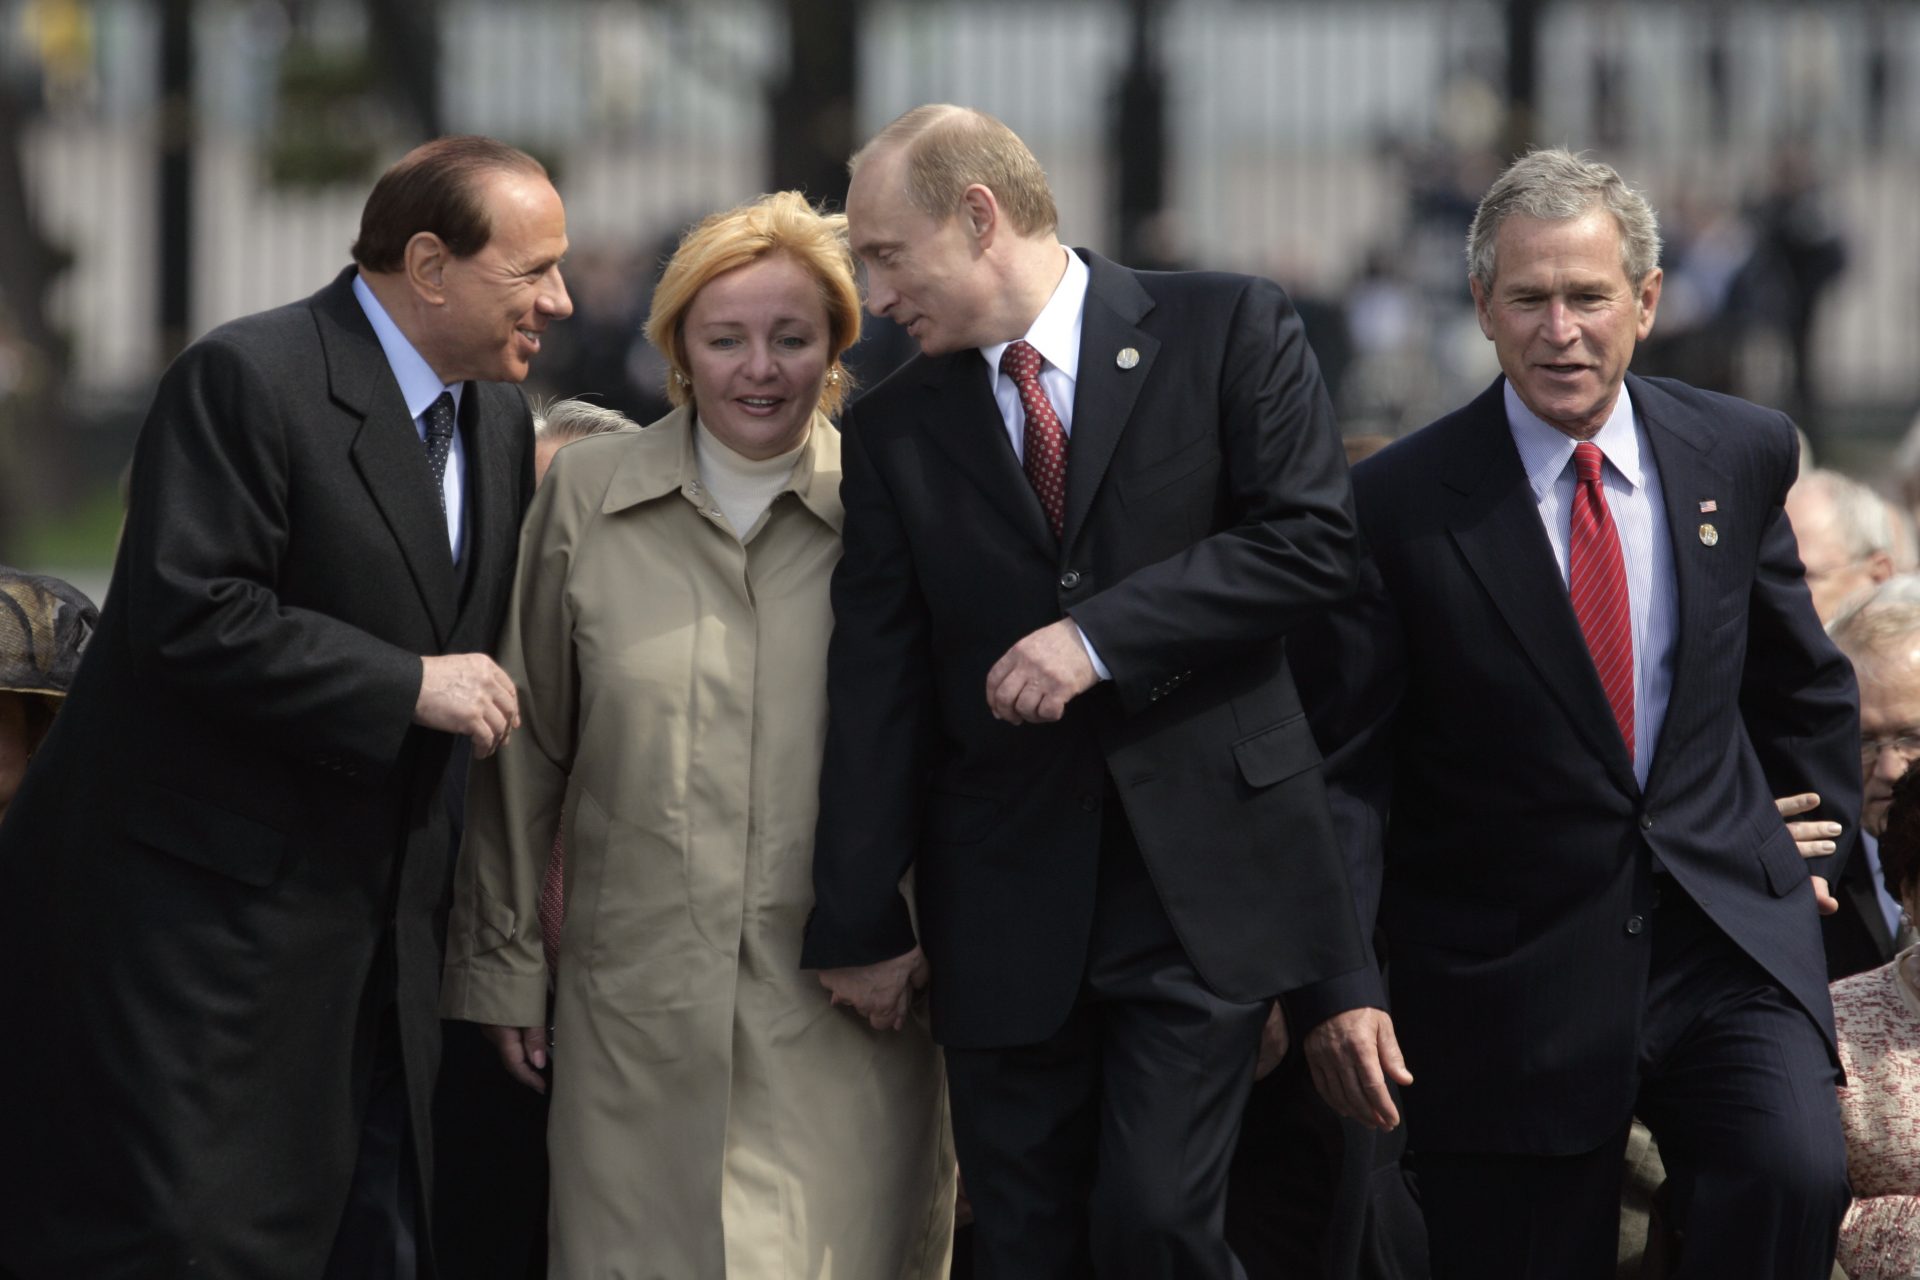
[1506,382,1678,788]
[352,274,467,564]
[1861,832,1907,944]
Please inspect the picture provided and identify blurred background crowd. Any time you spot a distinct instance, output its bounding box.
[2,0,1919,598]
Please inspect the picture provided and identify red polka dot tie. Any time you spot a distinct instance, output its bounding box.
[1001,340,1068,540]
[1569,442,1635,757]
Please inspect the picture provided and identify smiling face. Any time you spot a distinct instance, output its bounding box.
[1471,208,1662,440]
[846,147,1001,356]
[683,253,831,460]
[421,170,573,384]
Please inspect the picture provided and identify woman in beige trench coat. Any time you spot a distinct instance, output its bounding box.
[441,192,954,1279]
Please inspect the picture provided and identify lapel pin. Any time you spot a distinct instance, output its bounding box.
[1116,347,1140,370]
[1699,499,1717,513]
[1699,523,1720,547]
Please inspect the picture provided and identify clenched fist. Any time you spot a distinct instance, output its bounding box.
[415,653,521,757]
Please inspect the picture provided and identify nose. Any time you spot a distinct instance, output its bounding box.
[1541,299,1577,345]
[540,265,573,321]
[1875,747,1911,785]
[865,277,897,319]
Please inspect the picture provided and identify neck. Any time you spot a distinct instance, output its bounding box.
[998,240,1068,341]
[358,269,458,385]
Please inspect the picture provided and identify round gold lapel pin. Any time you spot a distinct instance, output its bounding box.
[1699,523,1719,547]
[1116,347,1140,370]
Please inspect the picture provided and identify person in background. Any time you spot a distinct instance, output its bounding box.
[432,396,640,1280]
[0,134,567,1280]
[1831,765,1920,1279]
[440,191,954,1279]
[1824,590,1920,979]
[1787,468,1898,624]
[0,567,96,827]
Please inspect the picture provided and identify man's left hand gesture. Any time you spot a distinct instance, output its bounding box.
[986,619,1098,724]
[1776,792,1841,916]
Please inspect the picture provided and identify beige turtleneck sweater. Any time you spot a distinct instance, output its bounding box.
[694,417,808,541]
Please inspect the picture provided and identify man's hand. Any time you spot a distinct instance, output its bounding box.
[1254,1002,1289,1081]
[481,1023,550,1094]
[1776,794,1842,916]
[1305,1007,1412,1131]
[1775,792,1841,858]
[985,619,1098,724]
[416,653,521,757]
[818,946,930,1031]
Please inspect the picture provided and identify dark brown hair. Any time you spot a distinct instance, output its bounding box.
[350,136,548,273]
[1881,768,1920,905]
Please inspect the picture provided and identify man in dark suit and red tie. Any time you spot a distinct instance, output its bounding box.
[800,105,1368,1276]
[0,136,569,1280]
[1290,148,1861,1279]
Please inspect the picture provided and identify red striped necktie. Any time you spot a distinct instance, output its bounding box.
[1569,441,1635,756]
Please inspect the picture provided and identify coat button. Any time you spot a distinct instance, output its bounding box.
[1639,813,1654,830]
[1625,915,1646,936]
[1059,570,1082,590]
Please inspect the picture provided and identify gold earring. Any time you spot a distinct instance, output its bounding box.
[826,367,841,386]
[672,369,689,387]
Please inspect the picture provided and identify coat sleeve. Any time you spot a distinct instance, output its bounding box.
[440,456,583,1027]
[119,336,423,775]
[800,408,931,970]
[1067,278,1361,715]
[1739,414,1861,883]
[1282,537,1399,1033]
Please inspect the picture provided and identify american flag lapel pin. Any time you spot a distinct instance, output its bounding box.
[1699,499,1717,513]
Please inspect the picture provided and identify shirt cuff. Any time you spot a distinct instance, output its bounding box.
[1074,623,1111,682]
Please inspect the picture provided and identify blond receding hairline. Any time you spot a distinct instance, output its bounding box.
[851,104,1059,237]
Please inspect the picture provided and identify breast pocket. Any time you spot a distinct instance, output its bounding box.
[1116,433,1220,509]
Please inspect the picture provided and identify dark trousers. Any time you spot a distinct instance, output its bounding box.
[1412,883,1849,1280]
[943,797,1269,1279]
[432,1019,551,1279]
[324,1006,421,1280]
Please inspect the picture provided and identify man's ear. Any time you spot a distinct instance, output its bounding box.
[961,184,999,249]
[404,232,451,305]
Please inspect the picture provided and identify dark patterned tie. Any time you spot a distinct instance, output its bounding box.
[1569,441,1635,756]
[423,391,456,517]
[1000,340,1068,540]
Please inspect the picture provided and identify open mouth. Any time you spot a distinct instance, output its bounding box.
[1538,362,1586,377]
[736,396,784,416]
[517,327,543,352]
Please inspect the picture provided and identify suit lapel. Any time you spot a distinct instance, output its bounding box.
[1443,381,1639,793]
[314,271,458,644]
[1636,374,1736,795]
[1061,254,1157,553]
[916,350,1058,561]
[453,385,506,616]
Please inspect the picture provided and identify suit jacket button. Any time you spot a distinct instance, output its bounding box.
[1625,915,1646,936]
[1059,570,1081,590]
[1639,813,1654,830]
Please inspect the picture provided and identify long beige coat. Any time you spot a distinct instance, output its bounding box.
[442,407,954,1279]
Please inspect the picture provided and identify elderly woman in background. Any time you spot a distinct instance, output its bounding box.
[0,568,96,826]
[441,191,954,1278]
[1832,766,1920,1278]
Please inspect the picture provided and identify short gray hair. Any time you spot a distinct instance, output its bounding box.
[1796,468,1894,561]
[1466,148,1662,292]
[1830,583,1920,661]
[532,397,639,444]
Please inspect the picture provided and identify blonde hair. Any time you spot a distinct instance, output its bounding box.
[644,191,862,418]
[850,104,1059,237]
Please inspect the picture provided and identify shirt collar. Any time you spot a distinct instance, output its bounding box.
[352,273,463,421]
[1505,379,1643,501]
[601,404,843,533]
[980,246,1089,384]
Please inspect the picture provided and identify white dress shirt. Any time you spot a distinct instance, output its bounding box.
[975,248,1108,680]
[1506,382,1677,787]
[353,273,467,563]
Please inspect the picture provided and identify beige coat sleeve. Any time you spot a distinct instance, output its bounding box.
[440,449,590,1027]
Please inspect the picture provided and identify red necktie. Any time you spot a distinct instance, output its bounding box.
[1001,340,1068,540]
[1569,441,1635,757]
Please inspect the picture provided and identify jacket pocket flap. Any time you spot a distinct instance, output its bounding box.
[125,781,289,887]
[1756,824,1809,898]
[1233,716,1322,788]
